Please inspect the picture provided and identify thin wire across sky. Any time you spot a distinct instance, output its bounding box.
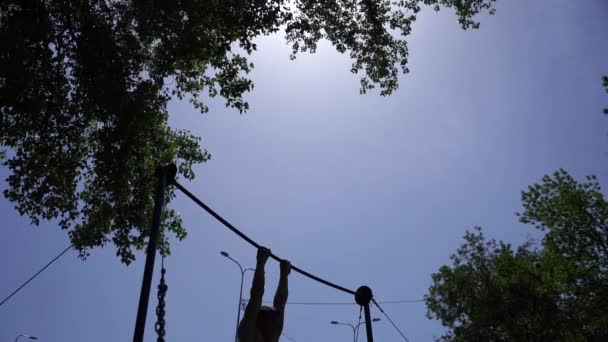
[2,176,414,341]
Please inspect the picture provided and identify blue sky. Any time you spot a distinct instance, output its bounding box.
[1,1,607,341]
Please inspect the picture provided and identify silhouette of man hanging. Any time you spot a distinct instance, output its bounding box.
[238,247,291,342]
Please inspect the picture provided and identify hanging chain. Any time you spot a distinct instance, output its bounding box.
[155,255,168,342]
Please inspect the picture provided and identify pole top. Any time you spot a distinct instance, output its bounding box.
[156,164,178,185]
[355,285,373,306]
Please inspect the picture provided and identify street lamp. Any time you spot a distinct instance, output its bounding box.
[331,318,381,342]
[15,335,38,342]
[221,251,255,342]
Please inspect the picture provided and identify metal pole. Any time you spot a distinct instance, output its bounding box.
[355,318,380,342]
[363,303,374,342]
[133,165,173,342]
[355,322,365,342]
[235,269,244,342]
[355,286,374,342]
[221,252,247,342]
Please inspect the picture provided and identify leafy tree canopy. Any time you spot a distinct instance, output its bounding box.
[426,170,608,341]
[0,0,496,263]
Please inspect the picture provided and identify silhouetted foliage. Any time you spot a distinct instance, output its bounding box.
[426,171,608,341]
[519,169,608,338]
[0,0,496,263]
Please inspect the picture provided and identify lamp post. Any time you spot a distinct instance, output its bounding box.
[221,251,255,342]
[15,335,38,342]
[331,318,380,342]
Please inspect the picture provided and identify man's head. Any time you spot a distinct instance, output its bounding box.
[255,306,282,342]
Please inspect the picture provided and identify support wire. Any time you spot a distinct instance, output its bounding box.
[372,299,410,342]
[0,244,72,307]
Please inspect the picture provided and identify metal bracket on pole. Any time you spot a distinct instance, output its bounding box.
[133,164,177,342]
[355,285,374,342]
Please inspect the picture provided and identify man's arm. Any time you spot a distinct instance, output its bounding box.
[273,260,291,313]
[238,247,270,342]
